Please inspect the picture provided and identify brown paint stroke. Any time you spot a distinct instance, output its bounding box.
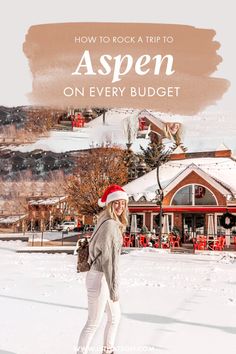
[23,23,229,115]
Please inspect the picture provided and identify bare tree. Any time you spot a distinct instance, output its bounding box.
[65,147,128,216]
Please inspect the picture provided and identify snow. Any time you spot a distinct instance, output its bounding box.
[87,109,138,129]
[8,109,147,154]
[6,108,236,155]
[148,110,236,155]
[0,231,77,243]
[0,241,235,354]
[172,145,185,154]
[0,215,27,224]
[216,143,230,151]
[29,196,66,206]
[7,121,148,154]
[9,130,92,153]
[124,157,236,201]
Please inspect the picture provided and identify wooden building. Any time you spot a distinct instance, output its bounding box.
[124,146,236,243]
[137,109,183,147]
[28,196,73,231]
[0,214,28,233]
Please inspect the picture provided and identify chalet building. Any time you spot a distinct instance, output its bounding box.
[124,145,236,243]
[0,194,81,233]
[28,196,75,231]
[137,109,182,147]
[0,214,28,233]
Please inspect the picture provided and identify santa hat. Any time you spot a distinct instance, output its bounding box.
[98,184,128,207]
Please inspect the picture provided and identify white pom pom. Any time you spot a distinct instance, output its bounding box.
[98,198,105,207]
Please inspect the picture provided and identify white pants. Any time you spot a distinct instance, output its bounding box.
[77,269,121,354]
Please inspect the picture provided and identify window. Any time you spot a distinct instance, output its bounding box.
[216,215,225,235]
[151,213,173,232]
[129,213,145,231]
[171,184,217,206]
[172,185,192,205]
[194,186,217,205]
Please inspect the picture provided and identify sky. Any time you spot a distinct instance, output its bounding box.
[0,0,235,112]
[0,0,235,155]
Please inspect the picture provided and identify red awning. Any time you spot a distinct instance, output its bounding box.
[129,206,236,213]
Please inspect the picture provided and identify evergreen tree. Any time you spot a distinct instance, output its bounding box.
[140,141,164,171]
[123,148,148,182]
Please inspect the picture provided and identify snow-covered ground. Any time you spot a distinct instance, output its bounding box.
[7,109,236,155]
[0,231,78,243]
[7,126,149,154]
[0,241,235,354]
[8,109,149,154]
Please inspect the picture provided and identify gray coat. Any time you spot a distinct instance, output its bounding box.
[88,212,123,301]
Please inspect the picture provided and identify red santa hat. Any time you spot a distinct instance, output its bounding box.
[98,184,128,207]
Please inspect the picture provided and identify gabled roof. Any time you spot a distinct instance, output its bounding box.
[163,163,231,196]
[29,196,66,206]
[139,109,165,131]
[123,156,236,202]
[216,143,230,151]
[172,145,185,154]
[0,214,28,224]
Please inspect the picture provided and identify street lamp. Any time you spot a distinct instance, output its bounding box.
[156,156,164,248]
[123,113,140,182]
[156,147,174,248]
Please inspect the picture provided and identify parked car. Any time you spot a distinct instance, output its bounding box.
[84,224,95,232]
[73,224,95,234]
[73,224,85,232]
[57,221,76,232]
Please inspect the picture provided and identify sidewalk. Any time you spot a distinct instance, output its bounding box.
[16,245,139,254]
[0,233,29,241]
[0,231,80,243]
[16,245,76,254]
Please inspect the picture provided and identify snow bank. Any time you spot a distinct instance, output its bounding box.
[0,241,235,354]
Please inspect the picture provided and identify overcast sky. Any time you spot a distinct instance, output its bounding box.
[0,1,234,111]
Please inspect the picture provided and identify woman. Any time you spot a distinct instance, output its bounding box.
[77,185,129,354]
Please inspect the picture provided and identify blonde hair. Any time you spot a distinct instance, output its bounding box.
[99,200,129,232]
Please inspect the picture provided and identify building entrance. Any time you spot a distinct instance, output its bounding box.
[182,213,205,242]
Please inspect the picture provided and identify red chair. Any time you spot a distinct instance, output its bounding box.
[193,239,197,250]
[195,236,207,250]
[212,236,225,251]
[123,235,132,247]
[169,234,180,248]
[220,236,226,250]
[197,242,206,250]
[139,235,148,247]
[161,241,169,249]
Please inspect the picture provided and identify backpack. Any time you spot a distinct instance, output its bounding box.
[76,218,110,272]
